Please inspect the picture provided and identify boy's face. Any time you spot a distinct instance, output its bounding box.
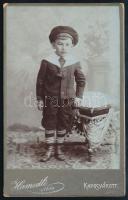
[52,37,74,57]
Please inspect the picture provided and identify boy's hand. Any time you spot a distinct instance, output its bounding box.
[37,100,44,111]
[74,97,82,107]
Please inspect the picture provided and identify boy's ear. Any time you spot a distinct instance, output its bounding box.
[51,42,55,49]
[72,41,75,47]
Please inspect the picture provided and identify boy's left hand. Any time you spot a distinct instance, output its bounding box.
[37,100,44,111]
[74,97,82,107]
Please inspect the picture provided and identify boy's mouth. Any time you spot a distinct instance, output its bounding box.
[60,51,67,54]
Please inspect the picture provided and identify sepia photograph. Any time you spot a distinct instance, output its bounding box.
[5,4,121,170]
[4,3,125,197]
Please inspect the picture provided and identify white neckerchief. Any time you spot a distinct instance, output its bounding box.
[44,53,79,68]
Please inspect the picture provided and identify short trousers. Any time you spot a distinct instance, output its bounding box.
[41,97,75,131]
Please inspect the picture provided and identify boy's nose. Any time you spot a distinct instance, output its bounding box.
[61,46,65,50]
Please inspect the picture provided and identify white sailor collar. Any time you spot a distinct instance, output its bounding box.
[44,53,80,68]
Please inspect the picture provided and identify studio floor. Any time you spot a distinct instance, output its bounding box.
[7,129,120,169]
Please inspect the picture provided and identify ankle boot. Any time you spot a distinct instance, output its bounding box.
[40,145,54,162]
[56,144,66,161]
[40,129,55,162]
[56,130,66,161]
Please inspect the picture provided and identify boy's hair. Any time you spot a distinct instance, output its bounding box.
[49,26,78,46]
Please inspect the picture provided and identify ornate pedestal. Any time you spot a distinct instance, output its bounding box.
[75,105,113,161]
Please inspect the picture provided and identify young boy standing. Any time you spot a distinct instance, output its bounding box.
[36,26,86,162]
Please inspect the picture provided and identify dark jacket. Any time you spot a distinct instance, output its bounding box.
[36,59,86,100]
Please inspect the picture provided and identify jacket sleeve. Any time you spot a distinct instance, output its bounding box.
[36,60,47,101]
[74,63,86,98]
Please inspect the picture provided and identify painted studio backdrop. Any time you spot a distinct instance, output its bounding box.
[5,5,120,169]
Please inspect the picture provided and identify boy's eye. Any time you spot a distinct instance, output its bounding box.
[57,43,63,45]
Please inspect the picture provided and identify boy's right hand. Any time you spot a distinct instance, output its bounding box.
[37,100,44,111]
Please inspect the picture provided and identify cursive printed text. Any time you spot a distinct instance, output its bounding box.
[11,176,65,194]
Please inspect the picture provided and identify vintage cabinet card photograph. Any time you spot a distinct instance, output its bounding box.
[4,3,125,197]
